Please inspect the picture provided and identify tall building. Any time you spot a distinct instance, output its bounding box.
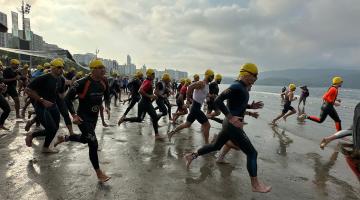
[31,33,44,51]
[127,55,131,65]
[0,12,7,47]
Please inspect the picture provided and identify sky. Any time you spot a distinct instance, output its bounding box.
[1,0,360,75]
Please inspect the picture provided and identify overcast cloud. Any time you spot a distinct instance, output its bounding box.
[1,0,359,75]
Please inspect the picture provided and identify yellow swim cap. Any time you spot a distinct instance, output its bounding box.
[332,76,343,85]
[76,71,84,77]
[205,69,214,79]
[10,59,20,65]
[193,74,199,80]
[135,70,143,78]
[23,64,29,68]
[89,59,105,69]
[36,65,44,70]
[186,78,192,85]
[50,58,64,68]
[162,73,171,82]
[289,83,296,91]
[215,74,222,81]
[146,68,155,77]
[43,62,51,68]
[239,63,258,77]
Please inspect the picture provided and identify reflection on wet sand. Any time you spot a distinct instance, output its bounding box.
[307,148,359,199]
[271,126,293,156]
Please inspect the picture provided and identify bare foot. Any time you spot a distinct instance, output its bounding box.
[184,153,197,169]
[252,181,272,193]
[54,135,65,147]
[216,158,230,164]
[97,171,111,183]
[102,122,108,127]
[155,134,165,141]
[167,130,175,142]
[117,116,125,126]
[42,147,59,153]
[25,133,33,147]
[269,121,277,126]
[0,125,9,130]
[320,138,329,150]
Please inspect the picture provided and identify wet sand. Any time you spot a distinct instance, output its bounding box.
[0,95,359,200]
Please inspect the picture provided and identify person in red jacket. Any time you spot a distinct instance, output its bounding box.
[299,76,343,131]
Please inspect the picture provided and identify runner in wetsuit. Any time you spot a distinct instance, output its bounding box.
[18,64,31,96]
[155,73,172,120]
[176,78,185,96]
[168,69,215,144]
[183,63,271,193]
[3,59,21,118]
[206,74,222,123]
[271,83,298,125]
[119,71,143,119]
[109,72,121,107]
[193,74,200,83]
[0,61,10,130]
[298,85,309,107]
[24,58,65,153]
[118,69,165,140]
[60,59,111,183]
[299,77,343,131]
[172,78,191,124]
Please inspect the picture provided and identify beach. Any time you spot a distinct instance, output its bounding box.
[0,86,359,200]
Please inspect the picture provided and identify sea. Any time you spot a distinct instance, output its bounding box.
[218,84,360,144]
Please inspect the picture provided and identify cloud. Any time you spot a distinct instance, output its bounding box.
[1,0,359,75]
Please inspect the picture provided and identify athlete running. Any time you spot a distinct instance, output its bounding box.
[271,84,298,125]
[3,59,21,118]
[183,63,271,193]
[299,77,343,131]
[24,58,65,153]
[118,69,165,140]
[60,59,111,182]
[168,69,215,144]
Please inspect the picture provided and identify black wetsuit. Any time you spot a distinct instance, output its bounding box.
[123,78,159,134]
[282,91,295,114]
[109,78,121,104]
[123,78,142,116]
[3,67,19,98]
[155,81,171,118]
[207,81,223,124]
[56,76,71,127]
[27,73,65,148]
[197,80,258,177]
[0,74,10,126]
[65,76,110,170]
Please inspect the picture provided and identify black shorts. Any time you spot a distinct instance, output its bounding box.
[5,85,18,98]
[282,103,294,114]
[186,101,208,124]
[207,99,218,112]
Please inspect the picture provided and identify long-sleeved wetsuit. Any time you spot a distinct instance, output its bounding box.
[196,80,258,177]
[65,76,110,170]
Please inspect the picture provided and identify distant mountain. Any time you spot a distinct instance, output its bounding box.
[222,68,360,89]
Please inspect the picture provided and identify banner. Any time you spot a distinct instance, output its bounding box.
[11,11,18,37]
[24,18,31,41]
